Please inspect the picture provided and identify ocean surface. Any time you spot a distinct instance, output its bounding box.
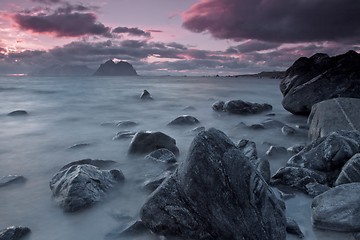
[0,75,351,240]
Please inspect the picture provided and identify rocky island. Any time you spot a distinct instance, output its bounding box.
[93,60,138,76]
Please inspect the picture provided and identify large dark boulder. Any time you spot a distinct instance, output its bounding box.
[280,50,360,115]
[94,60,137,76]
[50,164,124,212]
[312,183,360,231]
[128,131,179,155]
[0,226,30,240]
[140,128,286,239]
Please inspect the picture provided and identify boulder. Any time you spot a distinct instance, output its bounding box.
[140,90,153,101]
[281,126,296,136]
[144,148,176,164]
[140,128,286,239]
[212,101,225,112]
[59,159,116,171]
[287,131,360,174]
[312,183,360,231]
[280,51,360,115]
[222,100,272,114]
[50,164,124,212]
[7,110,28,116]
[128,131,179,155]
[168,115,200,126]
[0,226,30,240]
[335,153,360,186]
[266,146,288,156]
[286,218,304,238]
[0,175,26,187]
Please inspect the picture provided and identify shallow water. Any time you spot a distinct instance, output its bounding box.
[0,76,351,239]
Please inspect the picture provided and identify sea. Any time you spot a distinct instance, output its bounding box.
[0,75,351,240]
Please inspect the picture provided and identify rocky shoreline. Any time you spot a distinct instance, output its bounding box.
[1,51,360,240]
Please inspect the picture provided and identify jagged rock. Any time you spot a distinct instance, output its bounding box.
[59,159,116,171]
[305,182,330,197]
[287,144,305,154]
[272,166,328,193]
[312,183,360,231]
[212,101,225,111]
[266,146,288,156]
[144,148,176,164]
[94,60,137,76]
[168,115,200,126]
[113,131,136,140]
[281,126,296,136]
[7,110,28,116]
[335,153,360,186]
[253,158,271,184]
[286,218,304,238]
[287,131,360,173]
[143,171,172,191]
[68,143,91,150]
[222,100,272,114]
[50,164,124,212]
[140,128,286,239]
[140,90,153,100]
[128,131,179,155]
[0,175,26,187]
[236,139,257,161]
[0,226,30,240]
[280,51,360,115]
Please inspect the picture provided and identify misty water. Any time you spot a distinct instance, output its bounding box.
[0,76,351,240]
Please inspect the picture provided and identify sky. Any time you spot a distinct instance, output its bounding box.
[0,0,359,75]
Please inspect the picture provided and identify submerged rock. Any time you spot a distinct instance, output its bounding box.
[128,131,179,155]
[140,128,286,239]
[223,100,272,114]
[7,110,28,116]
[335,153,360,186]
[286,218,304,238]
[0,226,30,240]
[312,183,360,231]
[50,164,124,212]
[0,175,26,187]
[168,115,200,126]
[68,143,91,150]
[140,90,153,100]
[280,51,360,115]
[144,148,176,164]
[113,131,136,140]
[211,101,225,112]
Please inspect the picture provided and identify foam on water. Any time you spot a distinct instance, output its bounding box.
[0,76,350,239]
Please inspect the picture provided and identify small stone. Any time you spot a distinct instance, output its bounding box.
[287,144,305,154]
[168,115,200,126]
[212,101,224,112]
[0,175,26,187]
[68,143,91,150]
[0,226,31,240]
[140,90,153,100]
[286,218,304,238]
[113,131,136,140]
[281,126,296,136]
[7,110,28,116]
[115,120,138,128]
[266,146,288,156]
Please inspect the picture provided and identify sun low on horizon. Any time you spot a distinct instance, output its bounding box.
[0,0,359,75]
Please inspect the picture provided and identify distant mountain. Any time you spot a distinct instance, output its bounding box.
[93,60,138,76]
[236,71,285,79]
[30,65,94,77]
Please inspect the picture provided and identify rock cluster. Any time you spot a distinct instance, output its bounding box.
[212,99,272,114]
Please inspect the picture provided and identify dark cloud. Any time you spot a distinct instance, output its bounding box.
[12,3,111,37]
[112,27,151,38]
[183,0,360,43]
[31,0,62,4]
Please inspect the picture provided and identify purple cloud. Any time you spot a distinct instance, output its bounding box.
[112,27,151,37]
[31,0,62,4]
[183,0,360,43]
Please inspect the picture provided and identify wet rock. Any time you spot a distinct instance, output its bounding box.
[242,119,286,130]
[280,51,360,115]
[59,159,116,171]
[116,120,138,128]
[266,146,288,156]
[168,115,200,126]
[272,166,328,193]
[0,175,26,187]
[140,128,286,239]
[113,131,136,140]
[7,110,28,116]
[295,124,309,130]
[281,126,296,136]
[68,143,91,150]
[286,217,304,238]
[287,144,305,154]
[0,226,30,240]
[223,100,272,114]
[144,148,176,164]
[50,164,124,212]
[305,182,330,197]
[143,171,172,191]
[236,139,257,161]
[185,126,205,136]
[335,153,360,186]
[253,158,271,184]
[312,183,360,231]
[211,101,225,112]
[287,131,360,173]
[140,90,153,100]
[128,131,179,156]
